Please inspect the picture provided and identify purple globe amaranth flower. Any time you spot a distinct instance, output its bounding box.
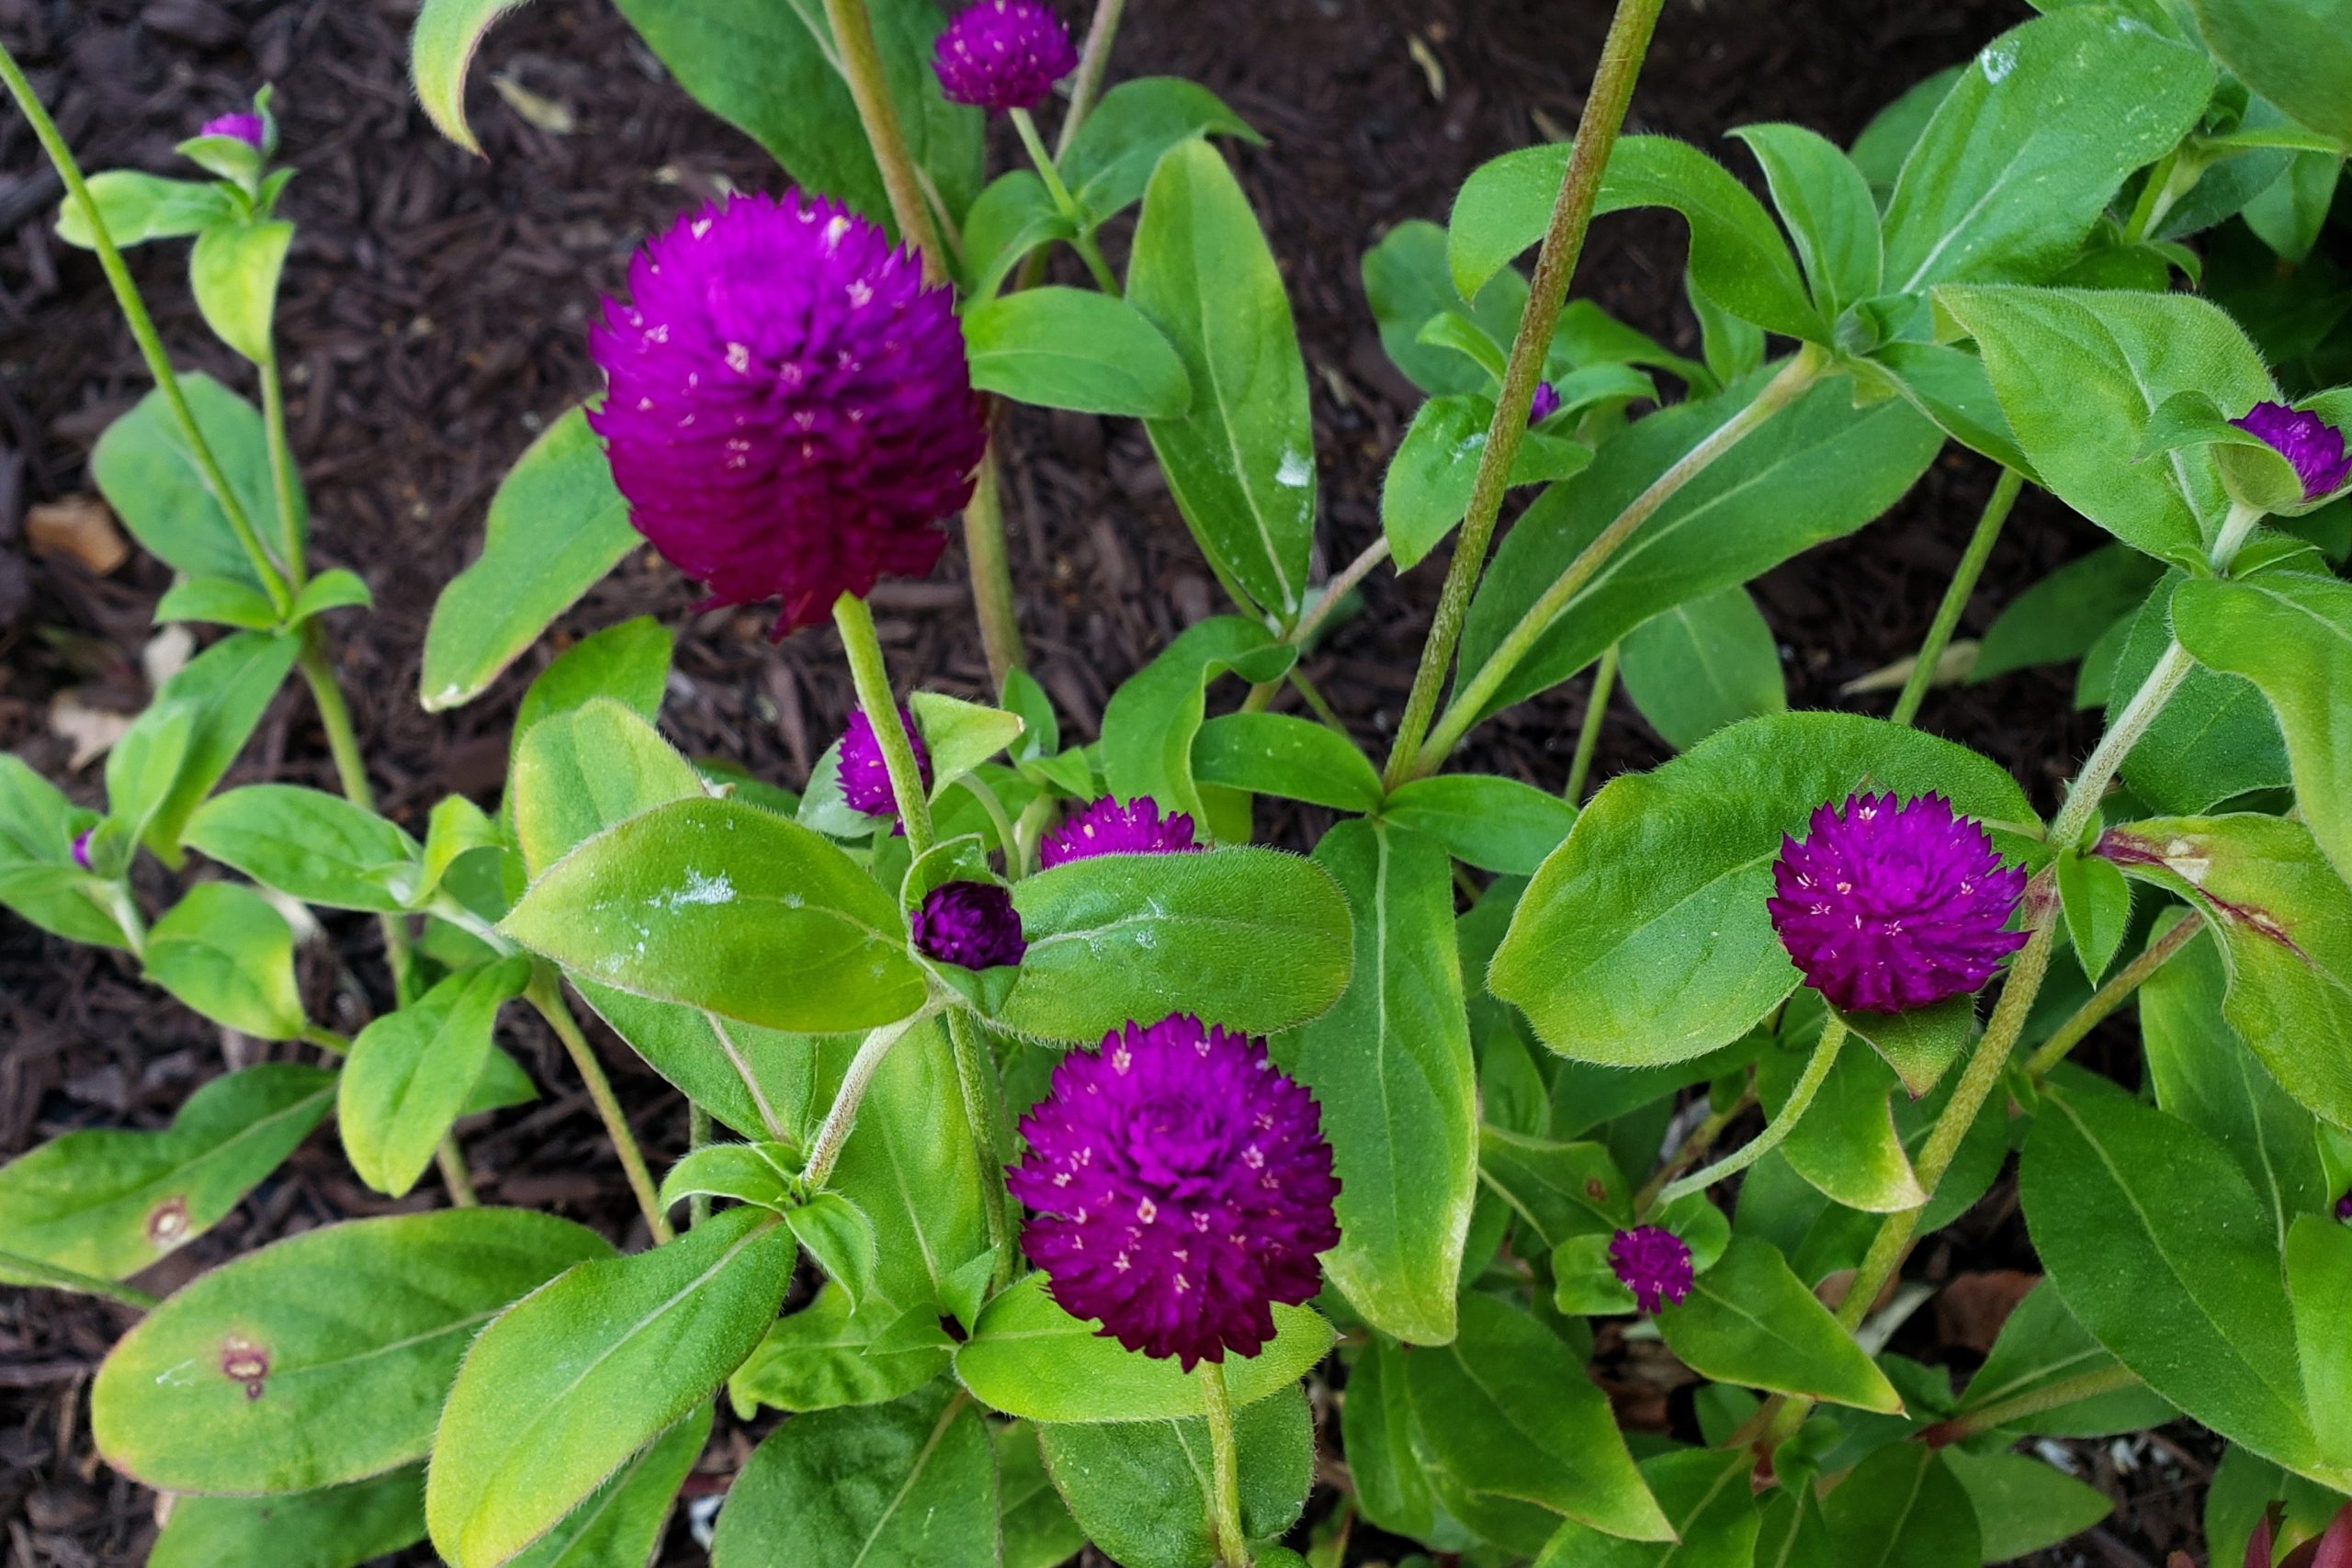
[2232,400,2352,502]
[198,112,267,149]
[932,0,1079,112]
[588,192,986,635]
[1528,380,1563,426]
[913,880,1026,969]
[1768,792,2029,1014]
[1038,795,1203,868]
[1008,1015,1340,1368]
[69,829,94,872]
[2338,1190,2352,1224]
[1609,1225,1693,1314]
[839,704,932,820]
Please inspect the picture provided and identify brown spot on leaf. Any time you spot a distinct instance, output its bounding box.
[1585,1178,1611,1204]
[146,1196,189,1247]
[220,1335,269,1399]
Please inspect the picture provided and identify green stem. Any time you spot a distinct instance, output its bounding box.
[301,1023,350,1053]
[832,592,936,857]
[258,348,308,585]
[1054,0,1128,157]
[1564,644,1619,803]
[2121,148,2188,245]
[2049,641,2194,850]
[531,976,673,1244]
[2211,497,2266,570]
[0,43,293,615]
[1891,468,2022,728]
[1288,666,1349,736]
[1011,107,1119,295]
[2023,910,2203,1081]
[1919,1362,2142,1448]
[0,1248,160,1311]
[687,1103,712,1229]
[1291,536,1392,650]
[822,0,949,282]
[1415,344,1826,777]
[962,445,1026,686]
[1631,1082,1755,1213]
[802,1011,929,1190]
[1655,1019,1843,1210]
[1198,1359,1252,1568]
[944,1008,1016,1287]
[1377,0,1670,794]
[435,1141,481,1208]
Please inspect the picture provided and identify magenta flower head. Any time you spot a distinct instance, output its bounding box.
[1038,795,1203,868]
[932,0,1078,112]
[1768,792,2028,1014]
[198,112,268,149]
[587,192,986,635]
[839,704,932,820]
[1609,1225,1693,1313]
[914,880,1026,969]
[2338,1191,2352,1224]
[1008,1015,1340,1368]
[2232,400,2352,501]
[1528,380,1563,426]
[69,829,94,872]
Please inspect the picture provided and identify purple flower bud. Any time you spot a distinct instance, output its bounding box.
[932,0,1079,112]
[198,112,267,150]
[1008,1015,1340,1368]
[1609,1225,1693,1314]
[2232,400,2352,502]
[1038,795,1203,868]
[2338,1191,2352,1224]
[70,829,95,872]
[587,193,987,635]
[913,880,1026,969]
[1767,792,2029,1014]
[839,704,932,820]
[1528,380,1563,426]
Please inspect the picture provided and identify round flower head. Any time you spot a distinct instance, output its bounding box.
[69,829,94,872]
[933,0,1078,112]
[2339,1191,2352,1224]
[1768,792,2029,1014]
[198,111,267,149]
[1609,1225,1693,1313]
[588,192,986,635]
[2232,400,2352,501]
[914,880,1026,969]
[1038,795,1203,868]
[1528,380,1563,426]
[1009,1016,1340,1368]
[839,704,932,820]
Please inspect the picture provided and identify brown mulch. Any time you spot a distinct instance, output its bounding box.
[1,0,2183,1562]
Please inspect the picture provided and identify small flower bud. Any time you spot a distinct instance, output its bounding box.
[913,880,1026,969]
[838,705,932,821]
[198,112,267,150]
[932,0,1079,112]
[1608,1225,1694,1313]
[1528,380,1563,426]
[2231,400,2352,502]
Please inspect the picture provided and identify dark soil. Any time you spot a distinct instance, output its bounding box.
[1,0,2185,1563]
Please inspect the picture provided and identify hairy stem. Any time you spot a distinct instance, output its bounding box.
[258,348,308,583]
[1199,1359,1252,1568]
[1564,644,1619,803]
[531,976,673,1244]
[833,592,937,857]
[1892,468,2022,728]
[687,1103,712,1229]
[1919,1362,2143,1448]
[1055,0,1128,156]
[1416,344,1827,775]
[1378,0,1670,793]
[944,1008,1016,1286]
[1011,107,1120,294]
[1291,536,1392,650]
[1656,1018,1844,1210]
[2023,911,2204,1081]
[802,1011,929,1190]
[2049,642,2194,850]
[823,0,948,281]
[962,444,1026,685]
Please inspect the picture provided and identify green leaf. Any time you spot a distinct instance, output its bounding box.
[953,1272,1331,1423]
[998,1421,1086,1568]
[965,287,1193,417]
[186,784,425,912]
[289,567,373,622]
[0,1063,332,1285]
[94,1209,612,1493]
[149,1467,428,1568]
[1340,1338,1439,1540]
[1401,1292,1672,1543]
[512,695,707,876]
[2055,842,2135,977]
[1491,712,2034,1067]
[1731,123,1883,320]
[657,1141,798,1214]
[421,794,503,904]
[1617,586,1787,751]
[1942,1447,2115,1564]
[788,1190,878,1311]
[1937,287,2275,559]
[117,628,302,867]
[1457,370,1941,722]
[190,219,293,364]
[1037,1382,1312,1568]
[710,1383,996,1567]
[155,574,282,630]
[573,984,808,1142]
[506,1404,711,1568]
[960,171,1074,300]
[1099,615,1295,828]
[1477,1127,1630,1251]
[1449,136,1820,341]
[826,1016,992,1317]
[1838,993,1975,1100]
[2189,0,2352,148]
[514,615,674,741]
[608,0,979,236]
[421,409,638,712]
[144,881,308,1040]
[1192,712,1384,813]
[1821,1445,1981,1568]
[92,375,291,590]
[501,795,927,1034]
[1532,1448,1760,1568]
[728,1283,949,1415]
[1759,1032,1926,1213]
[1382,393,1594,571]
[1271,821,1476,1343]
[2103,815,2352,1132]
[2174,572,2352,886]
[1657,1237,1903,1412]
[410,0,534,153]
[1854,338,2036,478]
[341,957,532,1198]
[910,691,1026,798]
[1379,773,1577,875]
[2107,571,2290,813]
[1955,1280,2173,1438]
[999,846,1353,1042]
[2287,1215,2352,1469]
[1853,68,1961,199]
[2022,1089,2341,1485]
[54,169,237,247]
[1971,544,2161,682]
[1128,140,1316,625]
[1060,76,1262,224]
[427,1207,796,1566]
[1363,219,1531,398]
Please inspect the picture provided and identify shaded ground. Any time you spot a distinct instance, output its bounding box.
[0,0,2185,1562]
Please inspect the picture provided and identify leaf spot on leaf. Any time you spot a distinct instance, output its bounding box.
[219,1335,269,1399]
[145,1196,190,1247]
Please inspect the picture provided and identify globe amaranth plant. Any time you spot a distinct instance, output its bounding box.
[3,0,2352,1562]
